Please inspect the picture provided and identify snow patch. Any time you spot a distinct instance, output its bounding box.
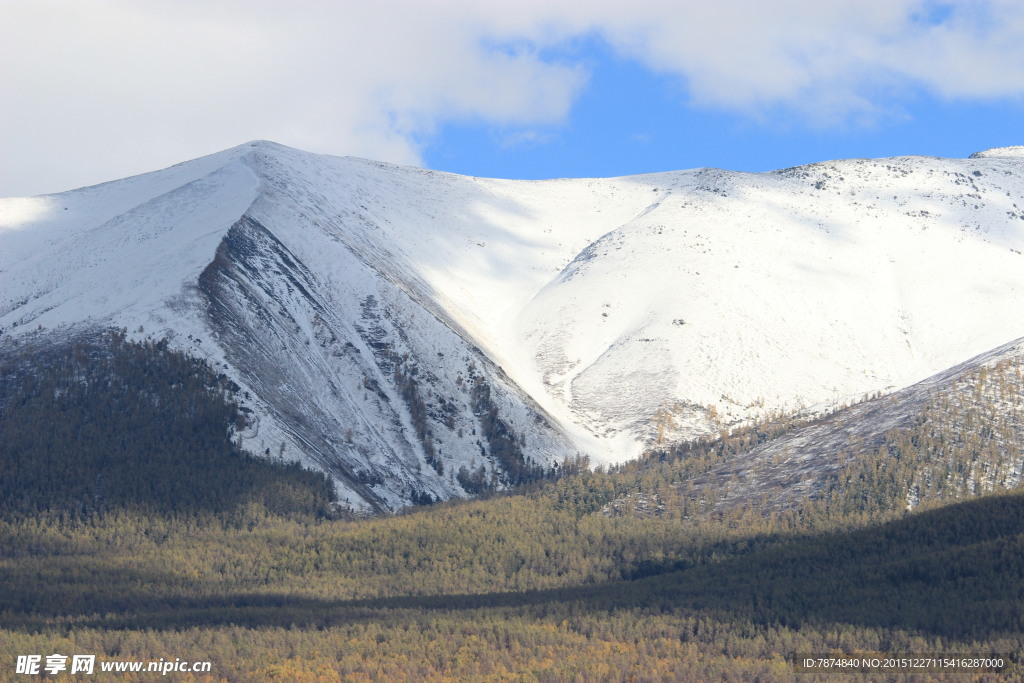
[969,146,1024,158]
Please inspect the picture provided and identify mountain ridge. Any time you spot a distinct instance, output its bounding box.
[2,141,1023,510]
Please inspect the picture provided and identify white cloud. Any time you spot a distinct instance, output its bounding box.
[578,0,1024,115]
[0,0,586,195]
[1,0,1023,196]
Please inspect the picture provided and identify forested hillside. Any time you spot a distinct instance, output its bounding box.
[2,471,1022,679]
[607,343,1024,521]
[1,331,1022,680]
[0,331,336,519]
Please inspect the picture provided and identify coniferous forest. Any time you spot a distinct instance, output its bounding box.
[1,332,1022,681]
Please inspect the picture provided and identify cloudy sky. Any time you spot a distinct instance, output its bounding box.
[2,0,1023,197]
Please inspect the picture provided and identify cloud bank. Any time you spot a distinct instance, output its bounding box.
[2,0,1023,195]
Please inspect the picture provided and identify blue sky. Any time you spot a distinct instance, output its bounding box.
[1,1,1023,196]
[424,31,1024,179]
[428,70,1024,181]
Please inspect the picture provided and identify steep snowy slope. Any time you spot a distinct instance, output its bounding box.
[0,142,653,511]
[518,153,1024,458]
[2,142,1023,510]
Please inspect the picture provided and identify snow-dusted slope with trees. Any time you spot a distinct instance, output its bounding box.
[2,141,1023,510]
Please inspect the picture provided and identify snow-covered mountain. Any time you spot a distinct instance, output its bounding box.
[2,141,1023,510]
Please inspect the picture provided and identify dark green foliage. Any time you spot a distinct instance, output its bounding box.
[637,491,1024,640]
[810,357,1024,520]
[0,330,335,519]
[455,464,488,494]
[471,376,545,486]
[393,357,443,475]
[408,487,436,506]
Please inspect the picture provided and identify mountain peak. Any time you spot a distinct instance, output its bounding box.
[238,139,302,156]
